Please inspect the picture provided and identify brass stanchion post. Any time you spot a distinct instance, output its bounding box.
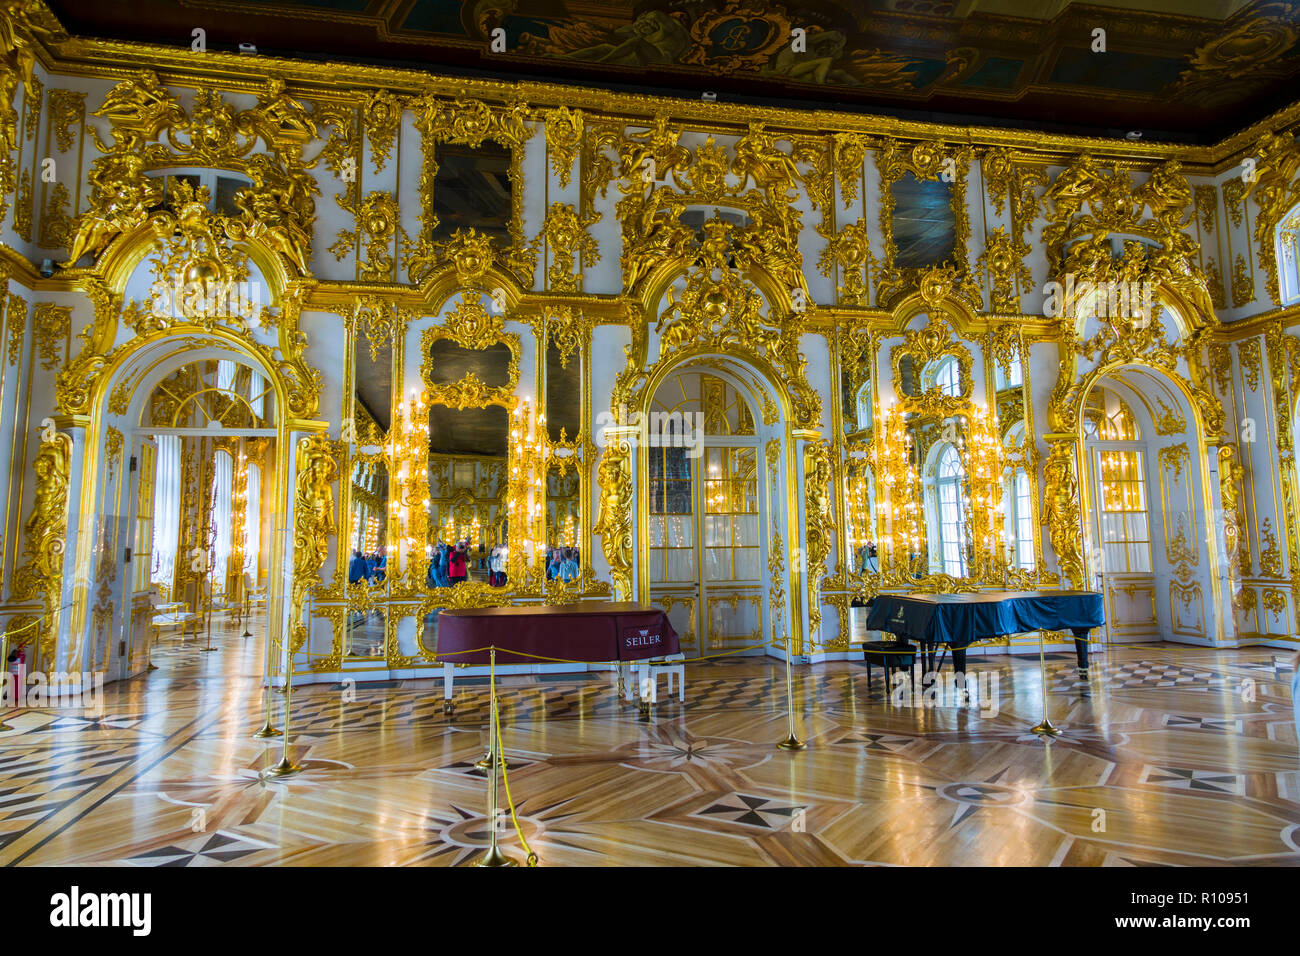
[0,630,13,733]
[262,631,302,778]
[474,646,509,770]
[777,633,806,751]
[476,647,517,867]
[1030,628,1061,737]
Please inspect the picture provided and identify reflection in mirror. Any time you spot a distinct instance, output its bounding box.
[545,463,581,582]
[432,141,513,245]
[892,172,955,269]
[426,339,514,389]
[840,341,872,435]
[845,454,876,573]
[918,416,970,577]
[345,456,389,658]
[426,404,510,590]
[996,348,1035,573]
[545,340,581,444]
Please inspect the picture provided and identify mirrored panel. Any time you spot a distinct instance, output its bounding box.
[544,461,581,583]
[426,405,510,590]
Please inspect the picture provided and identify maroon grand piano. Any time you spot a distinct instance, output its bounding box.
[435,602,680,665]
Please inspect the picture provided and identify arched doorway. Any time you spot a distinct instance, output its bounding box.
[126,354,278,674]
[1076,367,1223,644]
[645,364,766,657]
[58,332,293,685]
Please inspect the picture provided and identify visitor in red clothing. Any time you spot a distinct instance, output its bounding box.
[448,540,469,584]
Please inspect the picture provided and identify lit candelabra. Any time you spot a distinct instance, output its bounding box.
[508,399,548,587]
[873,406,921,575]
[964,405,1005,579]
[389,388,430,588]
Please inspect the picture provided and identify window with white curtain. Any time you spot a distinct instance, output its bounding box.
[151,435,182,591]
[249,369,265,420]
[936,444,966,577]
[211,450,233,598]
[216,359,237,392]
[244,462,261,579]
[1004,468,1035,570]
[932,357,961,397]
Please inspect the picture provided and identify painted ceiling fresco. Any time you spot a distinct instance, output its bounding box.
[44,0,1300,142]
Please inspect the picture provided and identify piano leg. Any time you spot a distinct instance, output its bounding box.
[1073,635,1090,673]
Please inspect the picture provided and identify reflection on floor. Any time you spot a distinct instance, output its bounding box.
[1,619,1297,866]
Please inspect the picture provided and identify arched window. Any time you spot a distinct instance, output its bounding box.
[936,444,966,576]
[930,356,961,397]
[1278,203,1300,306]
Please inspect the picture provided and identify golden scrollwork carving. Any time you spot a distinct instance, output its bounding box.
[545,105,582,190]
[816,217,871,305]
[533,201,599,292]
[592,436,633,600]
[1043,440,1086,588]
[290,435,337,655]
[1242,128,1300,305]
[803,439,833,643]
[419,297,520,410]
[876,138,978,309]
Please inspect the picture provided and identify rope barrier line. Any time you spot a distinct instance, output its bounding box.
[430,639,771,667]
[493,683,538,867]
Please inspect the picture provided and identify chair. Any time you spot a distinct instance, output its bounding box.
[861,639,918,692]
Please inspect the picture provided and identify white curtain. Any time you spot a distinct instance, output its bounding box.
[249,369,265,420]
[211,450,233,599]
[216,359,236,392]
[150,436,182,590]
[244,462,261,579]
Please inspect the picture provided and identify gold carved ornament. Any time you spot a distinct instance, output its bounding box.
[1243,129,1300,305]
[418,297,521,411]
[533,201,599,292]
[802,439,834,643]
[13,431,72,669]
[1218,445,1245,587]
[66,73,318,275]
[1043,441,1086,588]
[406,93,536,286]
[289,435,337,656]
[875,138,979,309]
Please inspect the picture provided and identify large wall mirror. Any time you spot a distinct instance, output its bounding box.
[416,300,521,654]
[879,315,1009,586]
[342,306,395,661]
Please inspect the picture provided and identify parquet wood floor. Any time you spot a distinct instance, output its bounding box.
[1,620,1297,866]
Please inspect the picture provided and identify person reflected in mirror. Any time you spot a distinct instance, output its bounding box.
[448,539,469,585]
[372,546,387,584]
[547,547,562,581]
[559,546,580,583]
[347,548,368,584]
